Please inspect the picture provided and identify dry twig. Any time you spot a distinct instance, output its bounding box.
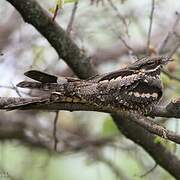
[147,0,155,54]
[140,163,157,177]
[66,1,79,35]
[162,69,180,82]
[107,0,129,36]
[53,111,59,151]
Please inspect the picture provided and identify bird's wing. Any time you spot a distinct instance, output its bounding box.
[24,70,58,83]
[88,68,136,82]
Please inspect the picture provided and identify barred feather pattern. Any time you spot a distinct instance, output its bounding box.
[13,56,172,113]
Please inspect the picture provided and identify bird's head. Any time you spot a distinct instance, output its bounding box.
[128,56,173,77]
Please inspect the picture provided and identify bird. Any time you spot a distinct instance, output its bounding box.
[9,56,172,113]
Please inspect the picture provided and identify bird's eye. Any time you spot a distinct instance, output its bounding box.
[140,61,158,70]
[146,61,158,68]
[139,61,154,69]
[146,61,155,66]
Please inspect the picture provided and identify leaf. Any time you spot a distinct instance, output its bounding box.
[160,73,170,88]
[154,136,175,152]
[56,0,64,8]
[56,0,78,8]
[101,116,119,137]
[49,0,78,16]
[64,0,78,3]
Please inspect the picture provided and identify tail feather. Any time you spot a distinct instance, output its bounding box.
[1,97,48,110]
[17,81,42,89]
[17,81,65,92]
[24,70,58,83]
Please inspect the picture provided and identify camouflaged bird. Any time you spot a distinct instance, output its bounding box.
[12,56,172,113]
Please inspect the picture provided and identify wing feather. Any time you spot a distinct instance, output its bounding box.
[24,70,58,83]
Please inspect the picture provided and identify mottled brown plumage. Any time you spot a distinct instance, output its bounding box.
[15,56,172,113]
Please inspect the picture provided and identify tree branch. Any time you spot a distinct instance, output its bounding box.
[4,0,180,178]
[0,97,179,118]
[151,99,180,118]
[112,114,180,179]
[66,1,79,35]
[0,96,180,145]
[147,0,155,54]
[162,69,180,82]
[6,0,96,79]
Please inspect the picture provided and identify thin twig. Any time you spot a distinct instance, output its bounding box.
[11,83,22,97]
[92,152,122,179]
[158,32,171,54]
[168,40,180,58]
[158,33,180,82]
[111,27,135,55]
[161,38,180,82]
[0,85,28,95]
[162,69,180,82]
[52,4,60,21]
[158,12,180,53]
[91,0,105,6]
[66,1,78,35]
[0,85,18,90]
[107,0,129,37]
[140,163,158,177]
[117,34,134,53]
[172,12,180,31]
[53,111,59,151]
[147,0,155,54]
[159,32,180,81]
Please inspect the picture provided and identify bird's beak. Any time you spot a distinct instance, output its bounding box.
[162,56,174,65]
[168,58,174,62]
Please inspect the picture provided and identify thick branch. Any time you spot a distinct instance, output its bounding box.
[0,97,179,118]
[6,0,96,79]
[112,114,180,179]
[125,113,180,144]
[151,99,180,118]
[0,96,180,145]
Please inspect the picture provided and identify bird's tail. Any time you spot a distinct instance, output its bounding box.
[17,81,64,92]
[0,96,49,110]
[17,81,42,89]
